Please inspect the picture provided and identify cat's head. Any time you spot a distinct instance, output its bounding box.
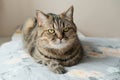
[36,6,78,49]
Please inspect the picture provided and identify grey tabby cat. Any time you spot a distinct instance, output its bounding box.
[22,6,84,74]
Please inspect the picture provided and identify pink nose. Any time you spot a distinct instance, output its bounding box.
[58,35,63,40]
[56,31,63,40]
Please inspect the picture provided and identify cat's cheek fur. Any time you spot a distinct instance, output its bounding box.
[65,31,77,39]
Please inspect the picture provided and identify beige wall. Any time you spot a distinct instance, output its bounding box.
[0,0,120,37]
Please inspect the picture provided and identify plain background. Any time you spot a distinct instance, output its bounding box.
[0,0,120,37]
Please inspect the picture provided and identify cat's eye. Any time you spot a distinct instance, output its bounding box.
[63,27,70,32]
[48,29,55,34]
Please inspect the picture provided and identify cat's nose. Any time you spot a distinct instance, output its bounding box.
[57,33,63,40]
[58,35,63,40]
[56,31,63,40]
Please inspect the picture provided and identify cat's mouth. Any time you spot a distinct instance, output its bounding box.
[50,43,68,49]
[55,39,66,44]
[49,39,68,49]
[55,40,62,44]
[59,40,62,44]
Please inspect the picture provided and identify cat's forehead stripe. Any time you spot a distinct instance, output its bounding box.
[49,13,64,29]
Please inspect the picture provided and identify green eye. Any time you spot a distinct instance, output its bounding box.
[48,29,55,33]
[63,27,69,32]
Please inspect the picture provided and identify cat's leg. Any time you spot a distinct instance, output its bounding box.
[31,51,43,64]
[32,49,67,74]
[45,60,67,74]
[33,56,66,74]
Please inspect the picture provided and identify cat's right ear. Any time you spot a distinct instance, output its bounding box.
[36,10,48,26]
[60,6,74,21]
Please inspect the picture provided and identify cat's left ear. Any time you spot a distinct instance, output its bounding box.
[60,6,74,21]
[36,10,48,26]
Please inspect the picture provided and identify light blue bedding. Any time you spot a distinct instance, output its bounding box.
[0,33,120,80]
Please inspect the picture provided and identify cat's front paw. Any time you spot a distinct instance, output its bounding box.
[52,66,67,74]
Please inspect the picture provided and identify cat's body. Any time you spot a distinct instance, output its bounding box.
[22,6,84,74]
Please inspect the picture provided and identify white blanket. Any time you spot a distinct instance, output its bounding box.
[0,33,120,80]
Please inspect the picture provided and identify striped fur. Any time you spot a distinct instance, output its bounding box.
[22,6,84,74]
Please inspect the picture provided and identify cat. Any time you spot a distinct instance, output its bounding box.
[22,6,84,74]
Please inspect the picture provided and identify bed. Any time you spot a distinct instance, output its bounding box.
[0,31,120,80]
